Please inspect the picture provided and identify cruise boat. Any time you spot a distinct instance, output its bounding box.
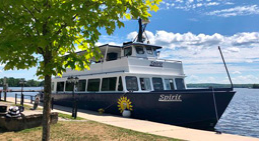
[50,19,235,129]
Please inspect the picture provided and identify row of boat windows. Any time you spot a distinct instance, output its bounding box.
[54,76,185,92]
[124,46,156,56]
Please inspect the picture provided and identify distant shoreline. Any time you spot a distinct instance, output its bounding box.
[187,83,259,88]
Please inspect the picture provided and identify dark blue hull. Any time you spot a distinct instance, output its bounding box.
[51,88,235,129]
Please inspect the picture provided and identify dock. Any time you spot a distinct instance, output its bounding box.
[4,97,258,141]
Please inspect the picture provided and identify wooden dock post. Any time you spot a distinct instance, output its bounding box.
[30,96,33,104]
[15,94,17,105]
[3,77,7,102]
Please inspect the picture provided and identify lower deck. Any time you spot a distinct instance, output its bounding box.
[52,73,186,94]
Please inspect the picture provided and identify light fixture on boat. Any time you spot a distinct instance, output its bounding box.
[67,76,79,84]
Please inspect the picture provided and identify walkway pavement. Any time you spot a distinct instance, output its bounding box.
[5,97,258,141]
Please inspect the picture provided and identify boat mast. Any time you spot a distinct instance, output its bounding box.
[137,18,143,43]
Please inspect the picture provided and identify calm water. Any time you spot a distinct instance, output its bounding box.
[3,87,43,99]
[3,87,259,138]
[215,88,259,138]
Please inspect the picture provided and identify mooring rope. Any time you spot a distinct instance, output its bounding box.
[98,92,129,114]
[212,88,219,122]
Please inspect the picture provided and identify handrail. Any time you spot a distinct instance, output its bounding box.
[97,55,182,63]
[15,93,35,104]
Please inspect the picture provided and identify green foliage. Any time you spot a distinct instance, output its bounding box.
[0,77,43,87]
[252,84,259,89]
[0,0,162,77]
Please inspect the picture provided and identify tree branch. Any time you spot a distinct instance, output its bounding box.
[55,14,78,35]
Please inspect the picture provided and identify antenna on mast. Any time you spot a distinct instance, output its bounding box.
[134,18,150,43]
[218,46,234,89]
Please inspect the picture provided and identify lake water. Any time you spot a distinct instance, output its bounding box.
[215,88,259,138]
[2,87,259,138]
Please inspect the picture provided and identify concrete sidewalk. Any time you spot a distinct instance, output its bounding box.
[5,97,258,141]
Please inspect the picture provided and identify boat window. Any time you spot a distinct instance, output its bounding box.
[125,76,139,91]
[65,81,74,91]
[175,78,185,90]
[124,47,132,56]
[107,52,118,61]
[76,80,86,91]
[140,78,151,91]
[118,76,123,91]
[165,79,174,90]
[51,82,54,91]
[102,77,117,91]
[152,78,164,91]
[135,46,144,54]
[56,82,64,92]
[87,79,100,91]
[146,47,153,55]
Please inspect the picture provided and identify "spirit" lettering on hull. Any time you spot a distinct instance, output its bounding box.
[158,94,182,102]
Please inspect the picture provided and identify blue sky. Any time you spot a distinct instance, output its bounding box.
[0,0,259,84]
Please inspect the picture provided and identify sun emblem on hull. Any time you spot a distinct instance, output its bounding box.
[117,96,133,113]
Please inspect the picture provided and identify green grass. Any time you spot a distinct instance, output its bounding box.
[0,121,181,141]
[58,112,85,120]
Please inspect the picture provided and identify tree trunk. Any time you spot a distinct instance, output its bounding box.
[42,74,51,141]
[42,49,52,141]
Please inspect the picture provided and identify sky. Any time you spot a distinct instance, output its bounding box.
[0,0,259,84]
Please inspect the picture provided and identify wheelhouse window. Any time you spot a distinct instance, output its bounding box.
[175,78,185,90]
[118,76,123,91]
[140,78,151,91]
[165,79,174,90]
[124,47,132,56]
[146,47,153,55]
[77,80,86,91]
[125,76,138,91]
[65,81,74,91]
[87,79,100,91]
[152,78,164,91]
[135,46,144,54]
[56,82,64,92]
[102,77,117,91]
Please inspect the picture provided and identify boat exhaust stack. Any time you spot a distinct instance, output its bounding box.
[218,46,234,89]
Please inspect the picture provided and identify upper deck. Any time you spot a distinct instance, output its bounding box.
[61,43,185,78]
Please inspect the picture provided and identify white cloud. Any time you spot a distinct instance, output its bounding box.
[206,5,259,17]
[176,0,184,3]
[126,30,259,83]
[196,3,203,7]
[224,2,234,5]
[226,47,240,52]
[232,75,259,84]
[160,1,175,9]
[232,71,241,74]
[205,2,219,6]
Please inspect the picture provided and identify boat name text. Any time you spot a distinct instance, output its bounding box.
[158,94,182,102]
[150,61,163,67]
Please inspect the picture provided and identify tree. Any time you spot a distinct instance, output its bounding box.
[0,0,161,140]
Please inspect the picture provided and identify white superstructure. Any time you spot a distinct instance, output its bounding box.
[52,43,186,93]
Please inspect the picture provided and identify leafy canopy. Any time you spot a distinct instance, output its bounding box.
[0,0,161,78]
